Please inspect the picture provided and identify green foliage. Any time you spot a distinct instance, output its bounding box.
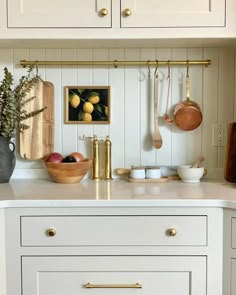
[0,67,46,139]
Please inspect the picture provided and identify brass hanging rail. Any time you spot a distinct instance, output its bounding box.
[20,59,211,68]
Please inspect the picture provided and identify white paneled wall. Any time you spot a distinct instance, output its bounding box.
[0,47,235,179]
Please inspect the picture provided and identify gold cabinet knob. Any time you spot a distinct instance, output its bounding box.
[46,228,56,237]
[123,8,132,17]
[100,8,108,16]
[168,228,177,236]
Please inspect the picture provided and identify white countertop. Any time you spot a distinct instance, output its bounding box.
[0,178,235,208]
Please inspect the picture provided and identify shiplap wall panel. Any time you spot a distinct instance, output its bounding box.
[186,48,203,165]
[92,49,109,140]
[13,49,32,169]
[202,48,218,170]
[124,49,141,167]
[92,49,109,178]
[77,49,93,159]
[61,49,78,155]
[45,49,62,154]
[0,47,235,178]
[155,48,172,166]
[140,48,156,166]
[171,48,188,166]
[218,48,235,168]
[108,49,125,171]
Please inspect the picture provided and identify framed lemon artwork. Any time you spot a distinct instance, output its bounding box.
[64,86,110,124]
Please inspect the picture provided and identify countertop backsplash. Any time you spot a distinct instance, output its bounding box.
[0,47,235,180]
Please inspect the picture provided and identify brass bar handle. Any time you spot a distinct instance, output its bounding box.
[84,282,142,289]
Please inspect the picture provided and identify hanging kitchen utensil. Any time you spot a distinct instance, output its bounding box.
[173,61,202,131]
[152,61,163,149]
[163,60,174,125]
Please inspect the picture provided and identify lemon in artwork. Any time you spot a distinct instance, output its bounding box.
[83,102,94,114]
[69,94,80,108]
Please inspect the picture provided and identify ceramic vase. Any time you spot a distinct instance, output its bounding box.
[0,136,16,183]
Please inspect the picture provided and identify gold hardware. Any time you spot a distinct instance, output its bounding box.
[123,8,132,16]
[100,8,108,16]
[20,59,211,67]
[46,228,56,237]
[84,282,142,288]
[104,136,113,180]
[92,135,100,180]
[168,228,177,236]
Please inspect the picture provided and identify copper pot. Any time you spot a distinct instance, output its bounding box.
[173,64,202,131]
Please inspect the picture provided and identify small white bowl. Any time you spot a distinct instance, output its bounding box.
[177,165,204,183]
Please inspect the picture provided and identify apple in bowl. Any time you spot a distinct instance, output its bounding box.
[45,152,63,163]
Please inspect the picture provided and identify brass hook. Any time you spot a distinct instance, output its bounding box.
[35,60,39,75]
[154,60,159,78]
[35,60,50,87]
[147,60,151,78]
[113,60,118,68]
[167,60,171,79]
[186,59,190,78]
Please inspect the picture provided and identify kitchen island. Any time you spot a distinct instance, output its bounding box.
[0,178,235,295]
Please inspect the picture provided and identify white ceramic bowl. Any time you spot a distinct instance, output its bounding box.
[177,165,204,183]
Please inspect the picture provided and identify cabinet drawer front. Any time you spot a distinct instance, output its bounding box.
[231,218,236,248]
[21,215,207,246]
[121,0,225,28]
[22,256,206,295]
[7,0,111,28]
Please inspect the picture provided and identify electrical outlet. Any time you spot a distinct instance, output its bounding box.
[212,123,227,147]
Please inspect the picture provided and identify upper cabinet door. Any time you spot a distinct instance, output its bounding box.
[121,0,226,28]
[7,0,111,28]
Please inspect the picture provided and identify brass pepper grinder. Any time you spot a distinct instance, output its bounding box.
[92,135,100,180]
[104,135,113,180]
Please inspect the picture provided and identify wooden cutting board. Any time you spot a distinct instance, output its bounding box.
[20,80,54,160]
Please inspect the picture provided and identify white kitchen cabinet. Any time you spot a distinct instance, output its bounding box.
[4,207,222,295]
[223,210,236,295]
[121,0,225,28]
[7,0,225,29]
[22,256,206,295]
[231,259,236,295]
[7,0,112,28]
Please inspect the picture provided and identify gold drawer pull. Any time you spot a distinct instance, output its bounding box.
[46,228,56,237]
[84,282,142,289]
[168,228,177,236]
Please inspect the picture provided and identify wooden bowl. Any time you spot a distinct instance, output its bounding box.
[44,159,92,184]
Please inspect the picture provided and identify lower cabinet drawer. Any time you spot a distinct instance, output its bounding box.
[232,218,236,248]
[20,215,207,246]
[22,256,206,295]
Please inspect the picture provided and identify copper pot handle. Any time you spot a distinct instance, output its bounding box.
[186,61,191,104]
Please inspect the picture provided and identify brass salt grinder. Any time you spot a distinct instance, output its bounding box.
[104,135,113,180]
[92,135,100,180]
